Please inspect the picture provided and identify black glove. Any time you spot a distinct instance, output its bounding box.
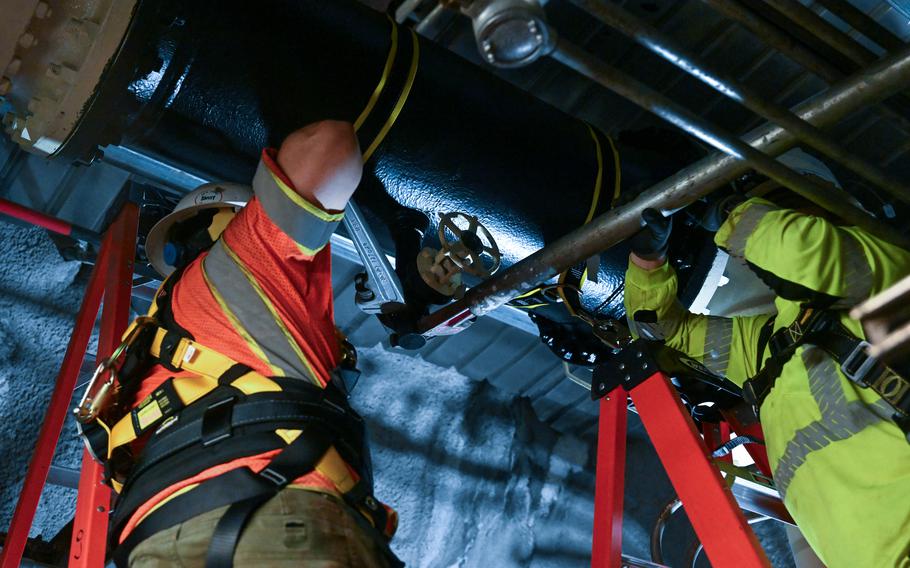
[700,193,746,232]
[630,208,672,260]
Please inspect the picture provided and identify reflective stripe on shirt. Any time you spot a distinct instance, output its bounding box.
[252,159,344,255]
[724,202,778,260]
[833,232,873,308]
[203,239,321,385]
[703,317,733,375]
[773,347,892,498]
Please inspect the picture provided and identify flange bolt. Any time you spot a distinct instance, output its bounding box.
[18,32,36,48]
[35,2,52,19]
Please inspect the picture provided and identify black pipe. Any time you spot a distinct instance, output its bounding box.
[61,0,713,320]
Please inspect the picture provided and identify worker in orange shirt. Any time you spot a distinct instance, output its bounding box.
[77,121,400,567]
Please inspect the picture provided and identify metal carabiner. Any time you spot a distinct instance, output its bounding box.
[73,316,156,424]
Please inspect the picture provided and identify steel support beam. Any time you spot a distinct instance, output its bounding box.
[568,0,910,205]
[815,0,906,53]
[418,42,910,334]
[762,0,877,66]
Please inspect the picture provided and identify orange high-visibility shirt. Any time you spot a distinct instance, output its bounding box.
[120,149,396,541]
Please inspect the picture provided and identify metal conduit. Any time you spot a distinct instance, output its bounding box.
[762,0,878,66]
[567,0,910,205]
[549,38,907,246]
[701,0,910,136]
[815,0,906,53]
[418,42,910,333]
[703,0,846,79]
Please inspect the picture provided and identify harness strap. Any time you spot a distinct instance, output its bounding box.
[205,424,336,567]
[105,330,282,457]
[112,419,400,568]
[128,397,358,489]
[109,381,368,533]
[742,308,910,441]
[711,435,764,458]
[112,467,287,568]
[742,308,825,413]
[755,315,776,373]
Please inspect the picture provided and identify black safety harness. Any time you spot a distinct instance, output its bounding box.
[742,307,910,442]
[76,270,402,567]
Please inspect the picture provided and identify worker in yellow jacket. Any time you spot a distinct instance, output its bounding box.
[623,180,910,566]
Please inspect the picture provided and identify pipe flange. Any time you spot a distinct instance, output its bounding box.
[0,0,135,156]
[464,0,553,68]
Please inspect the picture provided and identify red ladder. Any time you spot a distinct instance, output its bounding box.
[0,203,138,568]
[590,344,772,567]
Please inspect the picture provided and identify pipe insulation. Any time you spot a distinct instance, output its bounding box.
[1,0,716,318]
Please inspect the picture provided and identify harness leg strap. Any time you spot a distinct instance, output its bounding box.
[203,425,336,568]
[205,493,273,568]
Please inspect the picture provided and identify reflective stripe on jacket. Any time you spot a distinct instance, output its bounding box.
[120,149,398,542]
[624,197,910,567]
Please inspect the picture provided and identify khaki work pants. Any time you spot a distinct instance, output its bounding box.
[128,488,392,567]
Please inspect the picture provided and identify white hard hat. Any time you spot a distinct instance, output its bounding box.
[146,182,253,277]
[775,147,873,216]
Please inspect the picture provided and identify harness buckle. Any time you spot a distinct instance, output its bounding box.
[260,467,288,487]
[840,340,882,386]
[74,317,156,424]
[741,380,762,418]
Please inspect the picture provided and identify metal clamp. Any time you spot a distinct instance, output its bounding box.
[342,200,406,314]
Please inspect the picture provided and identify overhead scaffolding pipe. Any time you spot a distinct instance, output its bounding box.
[814,0,906,54]
[548,39,909,247]
[418,42,910,334]
[761,0,878,66]
[566,0,910,206]
[701,0,910,136]
[701,0,846,79]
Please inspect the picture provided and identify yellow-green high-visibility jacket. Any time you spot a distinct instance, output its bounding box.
[624,197,910,567]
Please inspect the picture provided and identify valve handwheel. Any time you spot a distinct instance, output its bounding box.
[437,212,502,278]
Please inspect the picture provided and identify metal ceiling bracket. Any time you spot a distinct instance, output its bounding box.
[342,199,407,314]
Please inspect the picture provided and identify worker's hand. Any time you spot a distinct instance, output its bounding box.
[630,208,672,262]
[699,192,746,232]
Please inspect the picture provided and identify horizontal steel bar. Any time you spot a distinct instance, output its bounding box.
[569,0,910,205]
[550,38,908,246]
[418,41,910,333]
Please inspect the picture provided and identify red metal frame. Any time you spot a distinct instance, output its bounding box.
[591,394,627,568]
[0,197,100,243]
[591,371,770,568]
[725,414,772,477]
[0,204,138,568]
[702,420,732,464]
